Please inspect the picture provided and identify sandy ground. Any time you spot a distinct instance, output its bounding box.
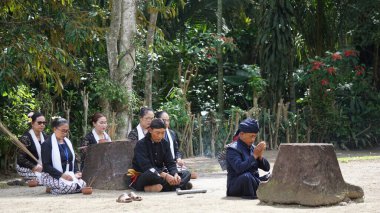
[1,149,380,213]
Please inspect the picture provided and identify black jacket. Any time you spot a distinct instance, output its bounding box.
[17,131,47,169]
[79,132,97,171]
[132,133,178,175]
[42,136,79,179]
[127,128,139,142]
[166,129,182,160]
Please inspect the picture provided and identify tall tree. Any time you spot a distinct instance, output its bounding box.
[143,0,185,107]
[217,0,224,118]
[258,0,294,113]
[144,3,159,107]
[106,0,137,138]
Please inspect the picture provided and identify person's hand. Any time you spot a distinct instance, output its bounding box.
[61,173,73,181]
[253,141,266,160]
[173,173,181,185]
[32,164,43,173]
[177,158,184,167]
[165,173,175,185]
[75,172,82,179]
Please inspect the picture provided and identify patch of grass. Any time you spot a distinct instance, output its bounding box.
[0,182,10,189]
[338,155,380,163]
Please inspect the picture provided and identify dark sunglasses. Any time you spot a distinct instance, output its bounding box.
[37,121,47,125]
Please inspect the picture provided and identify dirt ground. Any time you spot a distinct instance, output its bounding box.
[1,148,380,213]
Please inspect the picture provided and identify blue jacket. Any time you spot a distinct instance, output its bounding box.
[226,139,270,189]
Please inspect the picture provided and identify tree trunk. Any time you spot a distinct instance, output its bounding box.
[106,0,121,80]
[217,0,224,118]
[274,99,283,148]
[81,87,89,138]
[198,114,204,156]
[104,0,121,120]
[316,0,325,56]
[144,8,158,107]
[115,0,136,138]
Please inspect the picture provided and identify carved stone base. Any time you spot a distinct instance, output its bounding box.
[257,143,364,206]
[82,140,136,190]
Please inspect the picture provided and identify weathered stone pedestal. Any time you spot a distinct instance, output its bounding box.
[82,140,136,190]
[257,143,364,206]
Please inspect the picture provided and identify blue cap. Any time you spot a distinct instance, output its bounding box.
[239,118,259,133]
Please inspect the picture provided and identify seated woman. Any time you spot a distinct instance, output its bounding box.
[40,117,86,194]
[155,110,197,179]
[16,112,47,183]
[80,112,111,170]
[127,107,154,141]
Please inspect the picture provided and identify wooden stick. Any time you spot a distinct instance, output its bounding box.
[0,120,38,162]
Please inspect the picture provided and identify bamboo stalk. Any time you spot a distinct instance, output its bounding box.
[268,109,273,149]
[0,120,38,162]
[283,102,290,143]
[274,99,283,148]
[222,116,233,146]
[188,115,195,157]
[198,114,203,156]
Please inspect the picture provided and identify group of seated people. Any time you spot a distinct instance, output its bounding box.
[16,108,270,199]
[16,107,196,195]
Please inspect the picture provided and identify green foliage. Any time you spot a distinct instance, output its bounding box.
[300,50,380,148]
[0,85,37,170]
[158,87,190,129]
[257,0,294,110]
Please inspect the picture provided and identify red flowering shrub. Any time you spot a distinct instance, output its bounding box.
[300,49,372,147]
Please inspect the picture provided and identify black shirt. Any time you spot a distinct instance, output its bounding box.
[132,133,178,175]
[42,136,79,179]
[17,131,47,169]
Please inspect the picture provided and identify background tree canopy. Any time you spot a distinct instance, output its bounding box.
[1,0,380,171]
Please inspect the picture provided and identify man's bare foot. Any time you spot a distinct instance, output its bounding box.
[144,184,163,192]
[191,172,198,179]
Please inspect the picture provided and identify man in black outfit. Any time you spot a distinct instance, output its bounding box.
[130,118,191,192]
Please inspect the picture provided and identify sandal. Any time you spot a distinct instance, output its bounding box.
[116,193,133,203]
[128,191,142,201]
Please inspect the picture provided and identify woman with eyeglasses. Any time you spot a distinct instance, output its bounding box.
[40,117,86,194]
[127,107,154,141]
[16,112,47,183]
[80,112,112,171]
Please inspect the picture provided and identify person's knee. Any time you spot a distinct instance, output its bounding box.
[240,172,253,181]
[180,170,191,179]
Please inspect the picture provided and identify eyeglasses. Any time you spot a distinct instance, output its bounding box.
[37,121,47,125]
[143,117,154,121]
[57,128,70,134]
[162,119,170,123]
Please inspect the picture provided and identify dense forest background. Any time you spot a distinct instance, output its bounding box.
[1,0,380,171]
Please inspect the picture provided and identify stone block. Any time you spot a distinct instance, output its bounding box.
[257,143,364,206]
[82,140,136,190]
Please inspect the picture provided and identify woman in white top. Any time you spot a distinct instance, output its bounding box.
[80,112,112,170]
[127,107,154,141]
[16,112,47,182]
[41,118,86,194]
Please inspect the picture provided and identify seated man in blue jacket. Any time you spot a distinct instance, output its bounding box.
[226,118,270,199]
